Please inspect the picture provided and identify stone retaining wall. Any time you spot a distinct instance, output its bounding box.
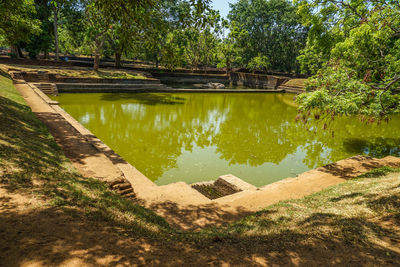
[151,72,230,84]
[152,71,291,89]
[229,72,289,89]
[48,75,160,84]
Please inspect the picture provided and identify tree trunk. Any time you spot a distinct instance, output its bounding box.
[226,58,231,75]
[115,52,121,68]
[11,46,20,58]
[54,5,59,61]
[44,48,49,59]
[93,39,102,71]
[94,54,100,71]
[17,47,24,58]
[155,56,159,69]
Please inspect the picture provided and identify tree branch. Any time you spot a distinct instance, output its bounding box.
[371,75,400,90]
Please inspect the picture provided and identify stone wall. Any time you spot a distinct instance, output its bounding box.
[151,72,229,85]
[229,72,289,89]
[47,75,160,84]
[152,71,290,89]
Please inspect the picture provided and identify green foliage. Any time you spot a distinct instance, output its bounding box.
[138,0,221,70]
[23,0,54,59]
[0,0,41,45]
[216,38,236,70]
[228,0,307,72]
[296,0,400,119]
[247,54,270,73]
[58,1,87,55]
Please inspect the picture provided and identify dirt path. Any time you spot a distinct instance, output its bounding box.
[14,83,124,184]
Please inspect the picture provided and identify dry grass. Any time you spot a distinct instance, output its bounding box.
[0,64,149,80]
[284,78,306,87]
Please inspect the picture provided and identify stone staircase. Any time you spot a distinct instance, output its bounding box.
[34,83,59,95]
[278,85,305,94]
[191,174,257,200]
[108,179,135,199]
[37,71,50,82]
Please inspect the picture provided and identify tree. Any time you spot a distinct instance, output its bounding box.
[247,54,270,73]
[23,0,53,59]
[84,2,111,70]
[51,0,62,60]
[82,0,159,70]
[216,19,238,73]
[0,0,41,58]
[228,0,308,72]
[296,0,400,120]
[80,0,213,70]
[58,1,86,55]
[135,0,220,70]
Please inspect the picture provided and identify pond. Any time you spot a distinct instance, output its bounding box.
[52,93,400,187]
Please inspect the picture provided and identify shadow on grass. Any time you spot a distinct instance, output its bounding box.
[367,194,400,225]
[1,204,400,266]
[0,96,64,190]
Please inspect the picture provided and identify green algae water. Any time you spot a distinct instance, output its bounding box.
[52,93,400,186]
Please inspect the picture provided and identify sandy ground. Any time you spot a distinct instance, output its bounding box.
[2,183,399,267]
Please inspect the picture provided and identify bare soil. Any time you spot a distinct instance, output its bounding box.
[2,183,399,266]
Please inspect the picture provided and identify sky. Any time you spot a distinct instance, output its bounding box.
[211,0,237,18]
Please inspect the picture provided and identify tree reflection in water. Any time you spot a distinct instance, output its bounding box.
[53,93,400,186]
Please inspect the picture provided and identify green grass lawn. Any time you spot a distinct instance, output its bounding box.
[1,71,399,264]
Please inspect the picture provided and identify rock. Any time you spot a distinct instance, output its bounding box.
[193,83,226,89]
[206,82,225,89]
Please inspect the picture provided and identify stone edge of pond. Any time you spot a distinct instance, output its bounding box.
[16,74,400,230]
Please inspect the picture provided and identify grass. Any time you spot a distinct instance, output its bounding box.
[214,172,399,240]
[284,78,306,87]
[0,64,149,80]
[358,166,400,178]
[0,70,25,104]
[0,72,399,264]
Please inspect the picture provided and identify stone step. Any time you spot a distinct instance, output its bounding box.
[34,83,59,95]
[118,188,134,195]
[191,174,257,200]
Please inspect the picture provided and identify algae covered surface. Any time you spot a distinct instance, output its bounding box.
[54,92,400,186]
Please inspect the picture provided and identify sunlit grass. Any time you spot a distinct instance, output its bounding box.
[1,64,149,80]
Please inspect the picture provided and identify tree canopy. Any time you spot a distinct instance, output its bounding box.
[0,0,41,54]
[228,0,308,72]
[296,0,400,120]
[0,0,399,120]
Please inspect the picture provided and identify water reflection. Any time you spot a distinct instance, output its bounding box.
[53,93,400,186]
